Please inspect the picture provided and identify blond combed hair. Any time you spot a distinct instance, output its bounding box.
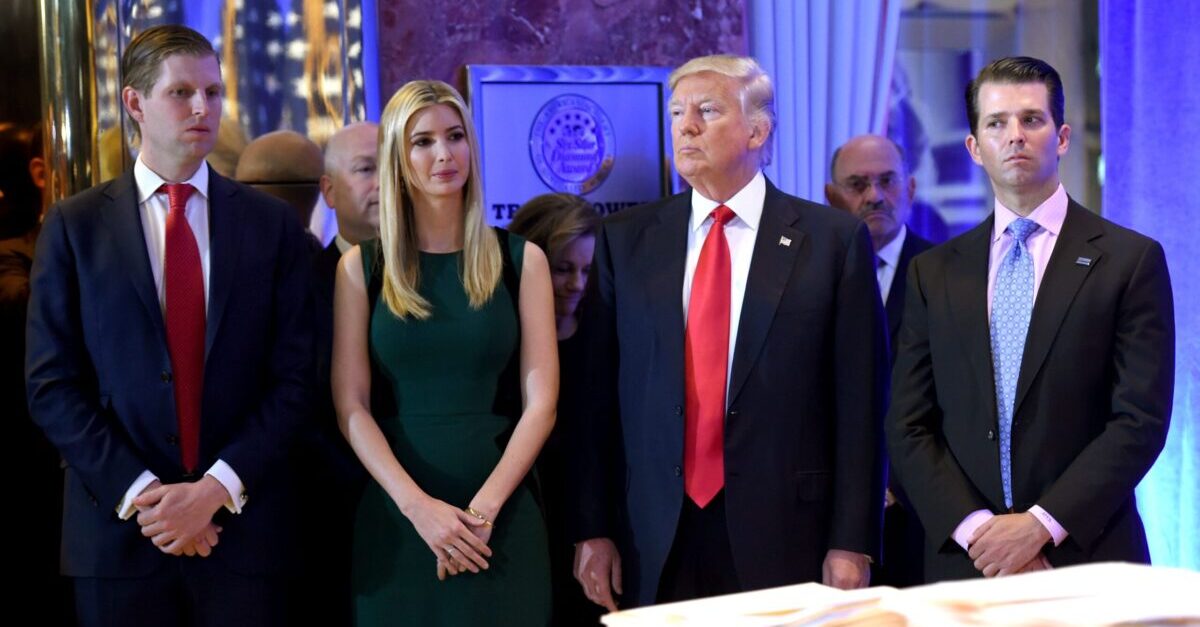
[669,54,776,166]
[377,80,501,320]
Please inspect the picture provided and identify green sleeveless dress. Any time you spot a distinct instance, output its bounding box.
[352,236,551,626]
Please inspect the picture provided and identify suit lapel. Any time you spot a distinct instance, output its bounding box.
[102,172,165,336]
[886,236,918,340]
[947,218,996,416]
[1013,201,1102,413]
[640,196,690,381]
[728,183,803,405]
[204,171,242,355]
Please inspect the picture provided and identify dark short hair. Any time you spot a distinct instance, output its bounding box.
[508,193,600,262]
[965,56,1064,136]
[121,24,217,95]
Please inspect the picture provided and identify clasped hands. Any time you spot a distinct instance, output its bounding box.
[407,496,495,581]
[967,512,1053,577]
[133,477,228,557]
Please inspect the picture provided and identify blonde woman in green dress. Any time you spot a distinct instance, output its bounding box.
[332,80,557,625]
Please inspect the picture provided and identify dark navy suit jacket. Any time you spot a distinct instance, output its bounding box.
[570,179,889,606]
[25,168,313,578]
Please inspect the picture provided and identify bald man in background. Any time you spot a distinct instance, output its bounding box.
[826,134,933,352]
[826,134,932,588]
[235,130,324,245]
[291,122,379,625]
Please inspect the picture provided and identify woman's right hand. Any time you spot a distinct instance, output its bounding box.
[403,495,493,579]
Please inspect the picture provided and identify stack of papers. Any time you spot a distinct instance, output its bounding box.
[602,562,1200,626]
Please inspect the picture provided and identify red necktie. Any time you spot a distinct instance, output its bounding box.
[684,204,735,508]
[161,183,204,472]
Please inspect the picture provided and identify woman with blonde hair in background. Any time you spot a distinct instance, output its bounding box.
[510,193,603,624]
[332,80,557,625]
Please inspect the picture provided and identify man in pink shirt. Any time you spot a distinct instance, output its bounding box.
[886,56,1174,580]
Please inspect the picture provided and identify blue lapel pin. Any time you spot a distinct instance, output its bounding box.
[1075,257,1092,267]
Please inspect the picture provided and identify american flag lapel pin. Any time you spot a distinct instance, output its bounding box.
[779,236,792,247]
[1075,257,1092,267]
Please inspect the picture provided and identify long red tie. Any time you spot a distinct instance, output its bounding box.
[162,183,204,473]
[684,204,735,508]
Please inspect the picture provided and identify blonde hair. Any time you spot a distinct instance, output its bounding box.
[377,80,501,320]
[669,55,776,165]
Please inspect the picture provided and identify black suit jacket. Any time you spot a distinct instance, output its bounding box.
[308,239,365,511]
[884,231,933,355]
[25,168,314,578]
[886,200,1174,581]
[571,179,889,606]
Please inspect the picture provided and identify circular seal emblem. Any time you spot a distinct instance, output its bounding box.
[529,94,615,194]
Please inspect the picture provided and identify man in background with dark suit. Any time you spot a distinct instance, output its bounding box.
[826,133,932,587]
[887,56,1174,582]
[571,54,888,610]
[294,120,378,625]
[26,25,312,625]
[1,121,74,625]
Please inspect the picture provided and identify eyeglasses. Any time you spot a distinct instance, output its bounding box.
[836,173,901,195]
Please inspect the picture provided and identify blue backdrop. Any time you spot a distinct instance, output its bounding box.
[1101,0,1200,570]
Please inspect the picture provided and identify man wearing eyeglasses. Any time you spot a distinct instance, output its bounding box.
[826,134,932,589]
[826,134,933,351]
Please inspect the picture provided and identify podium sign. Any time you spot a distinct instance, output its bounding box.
[465,65,678,226]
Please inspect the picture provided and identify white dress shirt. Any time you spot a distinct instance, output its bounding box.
[117,157,245,519]
[875,225,907,304]
[952,184,1071,551]
[681,171,766,394]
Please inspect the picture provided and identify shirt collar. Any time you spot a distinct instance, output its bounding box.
[334,234,353,254]
[992,183,1068,242]
[134,156,210,205]
[876,224,907,268]
[690,170,766,232]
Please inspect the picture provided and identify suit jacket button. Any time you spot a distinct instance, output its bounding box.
[166,434,178,446]
[161,370,172,383]
[674,405,683,416]
[673,465,682,477]
[987,430,996,441]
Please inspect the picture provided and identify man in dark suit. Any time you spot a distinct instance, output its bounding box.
[826,134,933,588]
[887,56,1174,582]
[292,121,378,625]
[25,25,312,626]
[570,54,888,610]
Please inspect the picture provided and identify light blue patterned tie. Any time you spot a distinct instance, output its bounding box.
[990,217,1039,510]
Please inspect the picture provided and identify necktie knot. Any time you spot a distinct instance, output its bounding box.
[1007,218,1039,244]
[710,204,736,227]
[159,183,195,214]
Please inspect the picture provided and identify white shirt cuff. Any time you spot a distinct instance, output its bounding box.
[117,470,159,520]
[1028,504,1068,546]
[952,509,995,551]
[205,459,247,514]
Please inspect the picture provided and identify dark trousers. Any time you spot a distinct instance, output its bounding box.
[74,558,286,627]
[656,491,741,603]
[872,501,926,588]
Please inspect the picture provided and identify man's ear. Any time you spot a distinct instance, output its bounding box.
[122,86,145,125]
[965,133,983,166]
[748,118,770,151]
[29,156,47,191]
[825,182,842,208]
[1056,123,1072,158]
[320,174,335,207]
